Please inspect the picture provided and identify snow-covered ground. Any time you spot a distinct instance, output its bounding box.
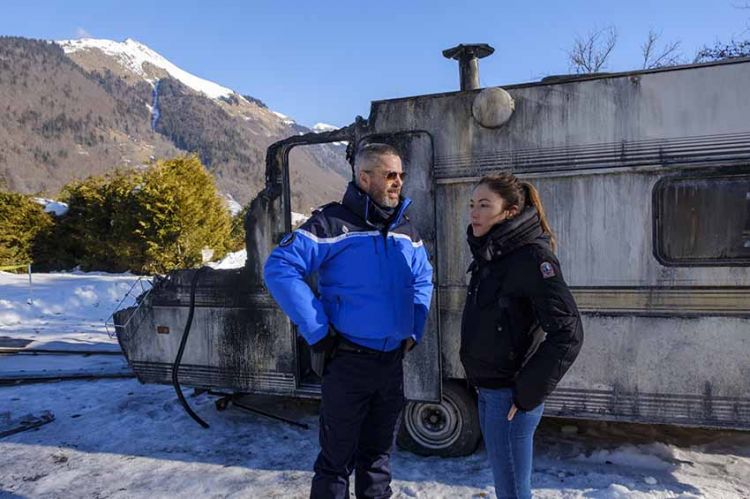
[0,270,149,351]
[208,249,247,270]
[1,270,749,498]
[2,379,749,498]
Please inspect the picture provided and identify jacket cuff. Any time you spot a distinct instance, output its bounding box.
[512,387,540,412]
[513,396,530,412]
[306,324,329,346]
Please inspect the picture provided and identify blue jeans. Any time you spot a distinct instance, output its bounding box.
[477,387,544,499]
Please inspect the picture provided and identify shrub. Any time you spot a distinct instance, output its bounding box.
[34,171,144,271]
[0,190,53,270]
[228,204,248,252]
[133,155,233,273]
[36,155,233,274]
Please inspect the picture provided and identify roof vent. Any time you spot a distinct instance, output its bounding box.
[442,43,495,91]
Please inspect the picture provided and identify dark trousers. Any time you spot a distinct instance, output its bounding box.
[310,347,405,499]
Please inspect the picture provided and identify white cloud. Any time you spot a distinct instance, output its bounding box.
[75,27,91,39]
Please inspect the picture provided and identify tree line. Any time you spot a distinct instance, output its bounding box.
[0,155,245,274]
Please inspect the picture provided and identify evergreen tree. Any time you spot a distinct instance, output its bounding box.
[0,190,53,269]
[36,171,144,272]
[33,155,233,273]
[134,155,232,273]
[229,204,248,252]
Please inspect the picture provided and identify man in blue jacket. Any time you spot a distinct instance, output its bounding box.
[264,142,433,499]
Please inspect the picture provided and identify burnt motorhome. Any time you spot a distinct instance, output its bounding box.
[115,45,750,456]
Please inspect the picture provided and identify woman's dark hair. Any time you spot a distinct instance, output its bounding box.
[476,172,557,251]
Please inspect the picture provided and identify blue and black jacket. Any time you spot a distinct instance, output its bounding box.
[263,182,434,352]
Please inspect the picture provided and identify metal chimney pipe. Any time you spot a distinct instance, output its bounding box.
[442,43,495,91]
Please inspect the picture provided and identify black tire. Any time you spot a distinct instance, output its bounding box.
[397,380,481,457]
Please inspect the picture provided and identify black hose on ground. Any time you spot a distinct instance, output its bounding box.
[173,267,210,429]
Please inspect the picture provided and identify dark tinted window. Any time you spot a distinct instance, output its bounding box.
[654,172,750,266]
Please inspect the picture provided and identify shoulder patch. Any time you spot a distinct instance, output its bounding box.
[279,232,296,247]
[540,261,556,279]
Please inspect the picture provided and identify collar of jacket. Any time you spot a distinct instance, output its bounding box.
[342,182,412,230]
[466,206,546,263]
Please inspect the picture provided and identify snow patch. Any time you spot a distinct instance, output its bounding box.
[272,110,296,125]
[312,123,339,132]
[575,444,674,471]
[223,193,243,216]
[311,122,347,145]
[33,197,69,216]
[292,211,309,226]
[207,249,246,270]
[150,79,161,130]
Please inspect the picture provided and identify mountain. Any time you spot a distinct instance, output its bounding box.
[0,36,351,212]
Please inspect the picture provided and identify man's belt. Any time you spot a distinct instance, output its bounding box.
[336,336,402,357]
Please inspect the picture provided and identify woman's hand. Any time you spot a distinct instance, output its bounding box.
[507,404,518,421]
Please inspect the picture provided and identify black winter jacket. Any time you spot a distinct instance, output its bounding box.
[459,207,583,411]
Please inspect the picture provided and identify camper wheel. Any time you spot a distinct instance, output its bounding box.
[397,380,481,457]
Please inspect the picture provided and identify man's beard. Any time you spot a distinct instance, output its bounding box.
[373,191,400,208]
[377,193,400,208]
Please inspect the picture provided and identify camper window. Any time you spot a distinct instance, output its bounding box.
[654,172,750,266]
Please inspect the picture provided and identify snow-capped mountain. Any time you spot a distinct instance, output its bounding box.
[312,123,339,133]
[58,38,235,99]
[0,36,350,212]
[311,123,347,146]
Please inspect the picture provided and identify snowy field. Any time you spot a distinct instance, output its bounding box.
[0,270,148,351]
[1,269,749,498]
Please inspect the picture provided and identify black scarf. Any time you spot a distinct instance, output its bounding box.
[467,206,545,263]
[367,197,397,229]
[342,182,398,230]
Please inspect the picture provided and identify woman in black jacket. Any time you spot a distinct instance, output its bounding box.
[461,172,583,499]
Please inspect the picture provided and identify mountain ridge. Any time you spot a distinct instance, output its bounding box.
[0,36,350,212]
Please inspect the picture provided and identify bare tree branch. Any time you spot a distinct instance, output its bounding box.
[694,39,750,62]
[568,26,618,73]
[641,29,683,69]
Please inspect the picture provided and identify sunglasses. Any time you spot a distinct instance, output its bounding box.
[364,170,407,181]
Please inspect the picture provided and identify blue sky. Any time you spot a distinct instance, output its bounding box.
[2,0,748,127]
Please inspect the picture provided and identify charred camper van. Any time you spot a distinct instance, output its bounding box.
[115,45,750,456]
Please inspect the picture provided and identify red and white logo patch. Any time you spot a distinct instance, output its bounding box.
[540,261,556,279]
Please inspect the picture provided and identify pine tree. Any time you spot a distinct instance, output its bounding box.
[0,190,53,269]
[33,155,233,274]
[135,155,232,273]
